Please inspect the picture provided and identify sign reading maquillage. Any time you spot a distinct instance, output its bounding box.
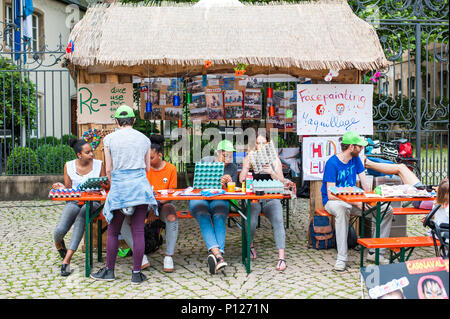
[77,83,134,124]
[296,84,373,135]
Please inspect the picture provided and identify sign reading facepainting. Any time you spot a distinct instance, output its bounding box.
[77,83,134,124]
[302,136,365,181]
[296,84,373,135]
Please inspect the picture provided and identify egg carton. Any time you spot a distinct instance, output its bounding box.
[193,162,225,190]
[78,177,109,191]
[252,179,284,194]
[329,186,365,195]
[49,188,81,198]
[249,141,278,174]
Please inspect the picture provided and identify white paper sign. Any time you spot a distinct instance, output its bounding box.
[296,84,373,135]
[302,136,365,181]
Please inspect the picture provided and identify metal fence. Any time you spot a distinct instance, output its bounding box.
[351,0,449,185]
[1,1,449,184]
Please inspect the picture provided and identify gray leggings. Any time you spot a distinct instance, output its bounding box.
[251,199,285,250]
[53,201,101,251]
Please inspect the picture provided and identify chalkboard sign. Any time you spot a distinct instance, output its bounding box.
[77,83,134,124]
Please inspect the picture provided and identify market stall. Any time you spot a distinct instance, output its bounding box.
[63,0,388,229]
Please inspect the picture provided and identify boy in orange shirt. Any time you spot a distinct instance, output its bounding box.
[121,135,179,272]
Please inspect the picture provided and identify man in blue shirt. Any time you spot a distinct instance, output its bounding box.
[321,132,393,271]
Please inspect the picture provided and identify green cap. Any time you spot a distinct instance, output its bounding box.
[341,131,368,146]
[114,104,135,118]
[217,140,235,152]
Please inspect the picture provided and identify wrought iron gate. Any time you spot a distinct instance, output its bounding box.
[351,0,449,185]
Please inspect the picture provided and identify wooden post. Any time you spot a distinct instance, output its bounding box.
[77,70,123,252]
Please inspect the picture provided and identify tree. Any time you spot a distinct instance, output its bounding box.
[0,57,38,143]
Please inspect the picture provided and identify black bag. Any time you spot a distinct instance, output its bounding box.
[144,219,166,254]
[347,224,358,249]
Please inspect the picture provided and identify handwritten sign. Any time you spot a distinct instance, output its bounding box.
[296,84,373,135]
[361,257,449,299]
[302,136,365,181]
[77,83,134,124]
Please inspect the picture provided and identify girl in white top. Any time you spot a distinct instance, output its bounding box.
[433,178,449,227]
[52,138,106,276]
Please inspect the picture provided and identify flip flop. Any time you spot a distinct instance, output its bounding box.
[276,259,287,271]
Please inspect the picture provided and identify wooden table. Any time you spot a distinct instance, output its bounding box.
[335,193,435,266]
[52,189,291,277]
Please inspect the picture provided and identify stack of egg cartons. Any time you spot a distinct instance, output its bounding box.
[253,179,284,194]
[193,162,225,190]
[249,141,278,174]
[49,188,81,198]
[78,177,109,191]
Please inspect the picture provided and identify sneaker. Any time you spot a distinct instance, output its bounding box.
[334,260,346,272]
[367,252,390,265]
[207,254,217,275]
[163,256,174,273]
[215,256,227,273]
[90,267,115,281]
[131,271,147,285]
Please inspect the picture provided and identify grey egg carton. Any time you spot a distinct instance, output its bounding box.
[248,141,278,174]
[252,179,284,194]
[193,162,225,190]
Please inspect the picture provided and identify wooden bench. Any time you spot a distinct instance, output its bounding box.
[315,207,429,217]
[357,236,438,266]
[392,207,429,215]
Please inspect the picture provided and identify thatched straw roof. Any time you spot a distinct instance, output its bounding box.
[65,0,388,79]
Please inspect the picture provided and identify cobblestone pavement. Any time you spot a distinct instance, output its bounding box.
[0,198,436,299]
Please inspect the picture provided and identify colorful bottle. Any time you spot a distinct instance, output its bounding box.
[245,172,253,194]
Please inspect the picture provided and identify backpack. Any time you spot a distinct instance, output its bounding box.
[309,216,336,250]
[144,219,166,254]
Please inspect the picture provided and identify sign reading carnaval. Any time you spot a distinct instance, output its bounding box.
[296,84,373,135]
[361,257,449,299]
[77,83,134,124]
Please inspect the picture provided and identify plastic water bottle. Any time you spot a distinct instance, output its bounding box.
[246,172,253,194]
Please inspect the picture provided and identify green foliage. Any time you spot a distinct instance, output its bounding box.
[36,144,76,174]
[0,57,38,141]
[6,146,38,175]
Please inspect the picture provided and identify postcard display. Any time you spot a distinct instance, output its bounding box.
[266,90,297,133]
[140,78,184,121]
[141,75,299,131]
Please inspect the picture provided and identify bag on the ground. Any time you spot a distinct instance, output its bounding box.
[144,219,166,254]
[310,216,336,250]
[347,224,358,249]
[413,200,434,210]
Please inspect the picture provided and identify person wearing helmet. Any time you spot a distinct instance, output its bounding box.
[189,139,238,274]
[90,104,158,284]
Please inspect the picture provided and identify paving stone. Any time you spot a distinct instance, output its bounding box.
[0,199,437,299]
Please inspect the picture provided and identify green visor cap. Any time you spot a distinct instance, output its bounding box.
[217,140,236,152]
[341,131,368,146]
[114,104,135,118]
